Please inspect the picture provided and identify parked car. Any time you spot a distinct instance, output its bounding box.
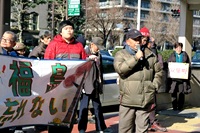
[100,50,112,56]
[191,50,200,68]
[100,55,119,106]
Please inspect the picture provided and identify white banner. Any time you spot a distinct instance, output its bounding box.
[0,55,94,129]
[168,62,189,79]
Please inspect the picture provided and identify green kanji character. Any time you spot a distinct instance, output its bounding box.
[9,61,33,96]
[46,63,67,92]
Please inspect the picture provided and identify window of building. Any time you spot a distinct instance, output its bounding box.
[141,11,148,19]
[124,11,135,18]
[124,0,137,6]
[194,10,200,16]
[194,19,200,25]
[28,14,39,30]
[162,3,170,11]
[141,1,150,8]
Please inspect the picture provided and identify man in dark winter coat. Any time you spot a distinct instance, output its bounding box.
[29,30,52,59]
[114,29,163,133]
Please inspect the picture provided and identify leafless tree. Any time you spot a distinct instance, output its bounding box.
[144,0,165,46]
[164,0,180,44]
[85,0,124,48]
[143,0,180,48]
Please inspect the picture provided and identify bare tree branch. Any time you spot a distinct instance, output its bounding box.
[143,0,180,48]
[86,0,123,47]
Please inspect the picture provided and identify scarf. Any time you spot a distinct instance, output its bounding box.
[124,44,136,55]
[175,52,183,62]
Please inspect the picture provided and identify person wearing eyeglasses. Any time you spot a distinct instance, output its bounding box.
[0,31,19,133]
[114,29,163,133]
[28,30,52,59]
[0,31,18,57]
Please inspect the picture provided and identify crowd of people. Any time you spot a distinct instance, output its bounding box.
[0,20,191,133]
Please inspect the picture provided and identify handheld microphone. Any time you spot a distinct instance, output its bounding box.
[136,44,143,60]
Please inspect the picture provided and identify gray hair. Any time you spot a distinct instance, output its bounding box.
[4,31,17,42]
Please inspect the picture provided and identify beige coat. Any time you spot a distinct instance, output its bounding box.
[114,47,163,108]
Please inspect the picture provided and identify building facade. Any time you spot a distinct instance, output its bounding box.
[9,0,200,47]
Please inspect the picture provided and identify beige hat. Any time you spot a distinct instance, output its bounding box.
[13,42,26,50]
[91,37,105,50]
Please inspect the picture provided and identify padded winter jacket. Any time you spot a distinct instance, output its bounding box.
[28,42,47,59]
[114,47,163,108]
[44,34,86,60]
[0,46,18,57]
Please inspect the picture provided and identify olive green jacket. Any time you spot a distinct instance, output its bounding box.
[114,47,163,108]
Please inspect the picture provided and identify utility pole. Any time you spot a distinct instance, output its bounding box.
[51,2,55,38]
[85,0,87,38]
[0,0,11,36]
[66,0,68,20]
[137,0,141,30]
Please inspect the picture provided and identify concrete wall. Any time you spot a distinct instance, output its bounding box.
[156,70,200,111]
[185,72,200,107]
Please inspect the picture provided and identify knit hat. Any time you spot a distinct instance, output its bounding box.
[13,42,26,50]
[140,27,150,37]
[91,37,105,50]
[39,30,51,38]
[76,34,86,47]
[58,20,74,33]
[126,29,142,40]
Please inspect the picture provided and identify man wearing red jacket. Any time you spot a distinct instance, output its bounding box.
[43,20,86,133]
[44,20,86,60]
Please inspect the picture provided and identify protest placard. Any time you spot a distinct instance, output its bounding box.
[168,62,189,79]
[0,55,95,130]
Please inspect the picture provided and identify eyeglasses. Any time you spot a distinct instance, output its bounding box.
[0,38,13,43]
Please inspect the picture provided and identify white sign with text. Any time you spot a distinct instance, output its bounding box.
[168,62,189,79]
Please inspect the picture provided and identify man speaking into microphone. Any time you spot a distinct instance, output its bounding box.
[114,29,163,133]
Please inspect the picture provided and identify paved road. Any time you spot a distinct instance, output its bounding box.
[71,107,200,133]
[12,106,200,133]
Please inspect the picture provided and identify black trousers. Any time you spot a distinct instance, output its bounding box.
[0,128,14,133]
[171,83,185,110]
[78,91,107,131]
